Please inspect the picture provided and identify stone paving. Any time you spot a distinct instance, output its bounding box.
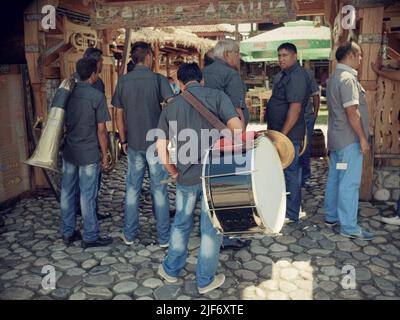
[0,156,399,300]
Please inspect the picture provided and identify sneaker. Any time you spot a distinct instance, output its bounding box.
[159,242,169,248]
[299,211,306,219]
[324,220,338,227]
[82,237,112,248]
[121,234,134,245]
[62,230,82,246]
[198,274,225,294]
[381,216,400,226]
[157,264,178,284]
[340,229,374,241]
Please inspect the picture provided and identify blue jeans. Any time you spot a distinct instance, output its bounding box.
[60,159,100,242]
[299,115,316,184]
[75,171,102,214]
[162,183,222,288]
[397,199,400,217]
[285,141,302,222]
[124,148,170,244]
[324,143,363,234]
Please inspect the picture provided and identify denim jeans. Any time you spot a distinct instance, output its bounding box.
[123,148,170,244]
[324,143,363,234]
[162,183,222,288]
[75,171,102,214]
[299,115,316,184]
[285,141,302,222]
[60,159,100,242]
[396,198,400,217]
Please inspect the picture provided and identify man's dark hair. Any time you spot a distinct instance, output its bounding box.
[277,42,297,54]
[204,52,214,66]
[83,47,103,62]
[76,58,98,81]
[335,41,360,62]
[177,63,202,84]
[127,60,135,73]
[130,41,153,64]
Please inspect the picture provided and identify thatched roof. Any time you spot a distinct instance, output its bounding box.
[117,27,216,53]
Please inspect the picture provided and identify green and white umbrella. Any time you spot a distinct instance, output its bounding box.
[240,20,331,63]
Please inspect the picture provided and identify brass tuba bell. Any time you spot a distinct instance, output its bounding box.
[24,78,76,172]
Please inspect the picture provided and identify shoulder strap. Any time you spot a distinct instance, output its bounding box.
[180,90,227,132]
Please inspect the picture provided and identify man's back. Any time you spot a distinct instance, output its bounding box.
[64,82,110,166]
[112,65,173,151]
[203,58,249,125]
[158,83,238,185]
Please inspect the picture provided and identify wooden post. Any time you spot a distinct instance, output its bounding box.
[359,6,384,201]
[198,52,204,70]
[166,54,170,77]
[154,40,160,73]
[24,0,49,189]
[119,28,131,76]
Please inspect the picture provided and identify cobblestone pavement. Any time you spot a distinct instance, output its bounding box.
[0,156,399,300]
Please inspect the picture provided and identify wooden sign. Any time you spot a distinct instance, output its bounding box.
[91,0,296,29]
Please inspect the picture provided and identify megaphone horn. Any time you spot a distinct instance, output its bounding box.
[24,78,76,172]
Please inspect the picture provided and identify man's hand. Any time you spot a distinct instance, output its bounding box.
[122,143,128,155]
[360,138,370,155]
[101,154,109,170]
[371,56,382,74]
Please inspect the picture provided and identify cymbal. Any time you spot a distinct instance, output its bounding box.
[259,130,295,169]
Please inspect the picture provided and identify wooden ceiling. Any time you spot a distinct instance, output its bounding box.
[293,0,325,16]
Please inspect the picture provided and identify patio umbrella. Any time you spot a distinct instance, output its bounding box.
[240,20,331,63]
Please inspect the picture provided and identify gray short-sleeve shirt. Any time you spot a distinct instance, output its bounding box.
[265,63,311,141]
[111,65,174,151]
[326,63,369,151]
[63,82,111,166]
[158,82,238,186]
[203,58,249,125]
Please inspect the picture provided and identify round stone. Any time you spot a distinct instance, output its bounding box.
[101,257,118,265]
[0,288,35,300]
[82,287,113,299]
[82,259,99,270]
[337,241,361,252]
[280,268,299,281]
[315,258,335,266]
[83,274,114,286]
[113,281,138,294]
[279,281,298,293]
[113,294,132,300]
[250,245,268,255]
[234,250,252,262]
[266,291,289,300]
[234,269,257,281]
[259,280,279,291]
[321,266,341,277]
[269,243,288,252]
[356,268,372,281]
[143,278,163,289]
[66,268,86,277]
[89,265,110,275]
[363,246,380,256]
[276,236,297,245]
[69,292,86,300]
[361,285,381,296]
[289,289,312,300]
[242,261,263,271]
[319,281,338,292]
[138,249,151,257]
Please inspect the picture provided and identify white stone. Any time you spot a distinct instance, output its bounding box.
[374,189,390,201]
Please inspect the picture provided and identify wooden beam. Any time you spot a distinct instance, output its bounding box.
[154,40,160,73]
[166,54,170,77]
[119,28,131,76]
[40,41,72,66]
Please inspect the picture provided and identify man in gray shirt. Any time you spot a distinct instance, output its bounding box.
[324,41,374,240]
[156,63,243,294]
[299,69,320,187]
[112,42,174,247]
[265,42,311,223]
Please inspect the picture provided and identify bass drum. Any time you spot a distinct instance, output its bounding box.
[202,135,286,236]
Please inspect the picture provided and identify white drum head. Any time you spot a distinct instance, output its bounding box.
[252,136,286,233]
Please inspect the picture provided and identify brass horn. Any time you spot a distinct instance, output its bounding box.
[24,78,76,172]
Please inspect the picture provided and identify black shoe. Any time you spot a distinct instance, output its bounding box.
[169,210,175,218]
[63,230,82,245]
[82,237,112,249]
[221,238,251,251]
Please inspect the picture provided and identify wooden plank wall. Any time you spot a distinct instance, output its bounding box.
[359,6,384,201]
[0,66,31,203]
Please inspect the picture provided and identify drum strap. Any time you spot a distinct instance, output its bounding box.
[180,90,228,132]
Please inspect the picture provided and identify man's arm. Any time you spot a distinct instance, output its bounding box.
[313,94,320,117]
[97,122,109,169]
[345,105,370,154]
[281,102,302,136]
[115,108,127,154]
[156,138,178,178]
[371,57,400,81]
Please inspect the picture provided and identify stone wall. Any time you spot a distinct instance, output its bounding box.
[373,167,400,202]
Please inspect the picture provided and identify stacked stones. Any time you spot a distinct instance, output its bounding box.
[0,157,399,300]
